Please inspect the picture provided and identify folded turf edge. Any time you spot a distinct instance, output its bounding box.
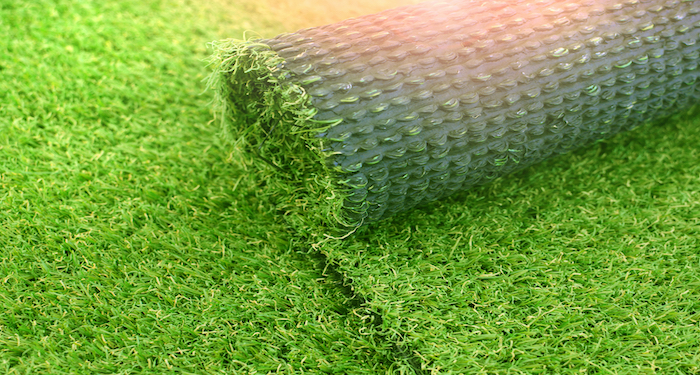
[205,39,362,234]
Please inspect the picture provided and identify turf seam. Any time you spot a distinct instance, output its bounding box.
[308,247,430,375]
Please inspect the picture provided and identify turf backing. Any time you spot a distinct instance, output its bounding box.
[322,108,700,373]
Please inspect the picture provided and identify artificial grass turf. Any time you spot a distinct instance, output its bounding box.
[2,0,700,374]
[211,0,700,373]
[211,0,700,228]
[0,0,418,373]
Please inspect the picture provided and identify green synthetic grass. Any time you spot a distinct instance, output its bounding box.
[0,1,410,373]
[2,1,699,374]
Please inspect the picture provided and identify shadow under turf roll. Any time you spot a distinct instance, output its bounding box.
[208,0,700,230]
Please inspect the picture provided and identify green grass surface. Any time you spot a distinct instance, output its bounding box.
[1,0,699,374]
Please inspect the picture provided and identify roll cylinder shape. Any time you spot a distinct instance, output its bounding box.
[212,0,700,227]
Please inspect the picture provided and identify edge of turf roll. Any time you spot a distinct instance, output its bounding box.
[206,39,362,233]
[209,0,700,230]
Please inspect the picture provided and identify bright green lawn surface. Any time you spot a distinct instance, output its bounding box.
[2,0,699,374]
[0,0,410,373]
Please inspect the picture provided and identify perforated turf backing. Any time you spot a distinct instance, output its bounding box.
[320,109,700,372]
[211,0,700,228]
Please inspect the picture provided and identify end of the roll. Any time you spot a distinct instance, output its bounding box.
[206,39,363,234]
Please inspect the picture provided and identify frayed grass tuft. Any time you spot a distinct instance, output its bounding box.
[206,38,361,233]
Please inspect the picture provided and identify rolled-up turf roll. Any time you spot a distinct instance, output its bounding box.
[209,0,700,229]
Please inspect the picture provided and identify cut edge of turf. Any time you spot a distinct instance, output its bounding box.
[204,40,424,368]
[205,38,365,235]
